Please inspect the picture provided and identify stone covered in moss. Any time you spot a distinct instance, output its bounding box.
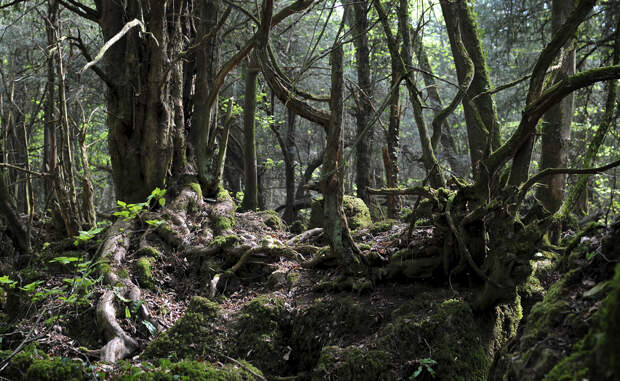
[309,196,372,230]
[233,295,286,374]
[312,345,392,380]
[136,256,155,289]
[215,216,234,233]
[189,182,203,200]
[117,359,263,381]
[257,210,286,231]
[1,351,89,381]
[290,296,374,371]
[290,220,307,234]
[142,296,222,360]
[379,298,489,380]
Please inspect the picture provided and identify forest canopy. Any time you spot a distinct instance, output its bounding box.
[0,0,619,380]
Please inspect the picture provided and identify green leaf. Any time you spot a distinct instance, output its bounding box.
[0,275,16,288]
[158,198,165,207]
[20,280,44,293]
[125,306,131,319]
[142,320,157,336]
[114,289,131,303]
[49,256,80,265]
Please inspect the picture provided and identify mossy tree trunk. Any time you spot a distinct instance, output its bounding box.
[537,0,577,214]
[351,0,373,207]
[241,54,259,211]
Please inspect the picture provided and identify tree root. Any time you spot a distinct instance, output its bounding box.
[286,227,323,245]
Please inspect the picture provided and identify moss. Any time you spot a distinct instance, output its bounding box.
[309,196,372,230]
[595,263,620,377]
[211,234,239,249]
[117,359,263,380]
[257,210,285,231]
[189,182,203,199]
[233,295,286,374]
[380,298,489,380]
[312,345,393,381]
[136,257,155,289]
[290,220,307,234]
[369,219,398,235]
[143,296,222,360]
[25,358,88,381]
[216,186,232,203]
[135,246,161,259]
[1,350,89,381]
[358,243,372,251]
[215,216,234,233]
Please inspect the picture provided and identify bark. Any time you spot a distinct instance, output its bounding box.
[385,22,401,219]
[440,0,499,179]
[537,0,576,213]
[351,0,373,206]
[283,108,297,223]
[241,54,259,211]
[97,1,176,202]
[0,169,30,264]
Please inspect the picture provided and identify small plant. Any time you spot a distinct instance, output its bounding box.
[411,358,437,379]
[114,187,167,221]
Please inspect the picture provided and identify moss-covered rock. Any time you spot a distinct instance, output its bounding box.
[233,295,286,374]
[135,246,161,260]
[1,350,90,381]
[290,296,374,371]
[379,298,489,380]
[215,216,234,234]
[189,182,203,200]
[142,296,222,360]
[309,196,371,230]
[117,359,263,380]
[312,345,393,381]
[135,256,155,289]
[257,210,285,231]
[290,220,307,234]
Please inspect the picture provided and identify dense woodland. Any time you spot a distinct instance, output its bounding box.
[0,0,619,380]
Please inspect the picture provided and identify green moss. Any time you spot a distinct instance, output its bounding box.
[596,263,620,377]
[135,246,161,259]
[358,243,372,251]
[118,359,263,380]
[136,257,155,289]
[312,345,392,381]
[257,210,285,231]
[211,234,239,249]
[309,196,372,230]
[143,296,222,360]
[234,295,286,373]
[369,219,398,235]
[290,220,307,234]
[118,267,130,279]
[25,358,88,381]
[216,186,232,203]
[189,182,203,199]
[215,216,234,233]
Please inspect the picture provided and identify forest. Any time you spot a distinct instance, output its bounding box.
[0,0,619,379]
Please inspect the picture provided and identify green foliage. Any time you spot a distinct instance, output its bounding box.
[0,275,17,288]
[114,188,167,221]
[411,358,437,379]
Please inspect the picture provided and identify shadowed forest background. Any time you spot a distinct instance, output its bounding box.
[0,0,620,380]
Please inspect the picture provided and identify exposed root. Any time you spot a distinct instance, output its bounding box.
[286,227,323,246]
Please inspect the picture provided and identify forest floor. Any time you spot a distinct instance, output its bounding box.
[1,192,619,380]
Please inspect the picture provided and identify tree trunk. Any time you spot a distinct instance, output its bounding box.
[440,0,500,179]
[385,60,401,219]
[241,55,259,211]
[43,0,58,203]
[283,108,297,223]
[351,0,373,206]
[537,0,576,213]
[98,1,177,202]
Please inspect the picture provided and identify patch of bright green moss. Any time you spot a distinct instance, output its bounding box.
[211,234,239,249]
[215,216,234,233]
[189,182,203,199]
[1,350,90,381]
[257,210,285,231]
[216,186,232,203]
[142,296,222,360]
[135,246,161,259]
[136,257,155,289]
[312,345,393,381]
[369,219,398,235]
[309,196,372,230]
[118,359,263,381]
